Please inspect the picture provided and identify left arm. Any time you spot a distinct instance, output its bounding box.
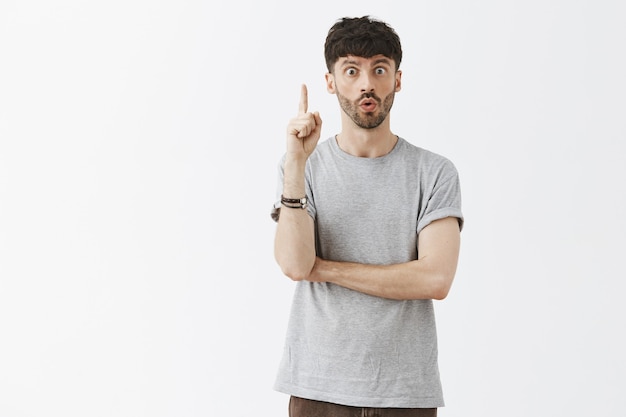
[309,217,461,300]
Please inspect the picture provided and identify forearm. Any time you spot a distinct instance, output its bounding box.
[311,258,453,300]
[274,158,316,280]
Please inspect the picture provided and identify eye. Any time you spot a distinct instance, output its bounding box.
[375,67,386,75]
[345,68,357,76]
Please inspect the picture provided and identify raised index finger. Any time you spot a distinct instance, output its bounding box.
[298,84,308,114]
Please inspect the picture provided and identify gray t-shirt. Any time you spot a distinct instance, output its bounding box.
[272,136,463,408]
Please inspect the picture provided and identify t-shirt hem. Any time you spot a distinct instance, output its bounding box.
[273,382,445,408]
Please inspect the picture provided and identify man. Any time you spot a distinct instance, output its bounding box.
[271,16,463,417]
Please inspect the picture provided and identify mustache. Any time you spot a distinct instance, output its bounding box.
[360,92,381,102]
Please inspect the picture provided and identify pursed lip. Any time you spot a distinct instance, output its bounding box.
[359,98,378,111]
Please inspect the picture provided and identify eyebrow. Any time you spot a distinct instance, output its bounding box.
[339,57,393,68]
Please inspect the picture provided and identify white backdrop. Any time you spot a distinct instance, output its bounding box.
[1,1,625,416]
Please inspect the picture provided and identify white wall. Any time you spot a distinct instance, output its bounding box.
[1,1,624,416]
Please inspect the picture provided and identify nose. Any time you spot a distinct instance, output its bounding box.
[359,72,375,93]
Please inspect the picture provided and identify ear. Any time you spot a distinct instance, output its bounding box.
[395,70,402,92]
[325,72,336,94]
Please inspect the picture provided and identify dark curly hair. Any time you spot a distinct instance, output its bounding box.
[324,16,403,73]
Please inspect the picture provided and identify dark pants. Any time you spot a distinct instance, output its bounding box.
[289,396,437,417]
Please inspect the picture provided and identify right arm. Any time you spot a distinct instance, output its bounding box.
[274,84,322,281]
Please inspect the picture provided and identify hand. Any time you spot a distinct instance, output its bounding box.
[286,84,322,160]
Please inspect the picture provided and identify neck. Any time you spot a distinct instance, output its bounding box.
[336,123,398,158]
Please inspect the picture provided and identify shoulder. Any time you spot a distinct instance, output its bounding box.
[397,138,459,174]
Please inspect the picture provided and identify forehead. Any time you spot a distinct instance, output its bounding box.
[335,54,394,68]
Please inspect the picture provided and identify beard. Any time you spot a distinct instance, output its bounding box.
[336,89,395,129]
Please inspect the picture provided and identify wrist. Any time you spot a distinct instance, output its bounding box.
[283,158,307,197]
[284,155,307,171]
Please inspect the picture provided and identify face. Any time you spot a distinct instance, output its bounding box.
[326,55,401,129]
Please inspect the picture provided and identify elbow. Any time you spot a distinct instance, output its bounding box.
[275,254,315,282]
[431,286,450,301]
[430,273,454,300]
[274,233,316,281]
[280,265,312,282]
